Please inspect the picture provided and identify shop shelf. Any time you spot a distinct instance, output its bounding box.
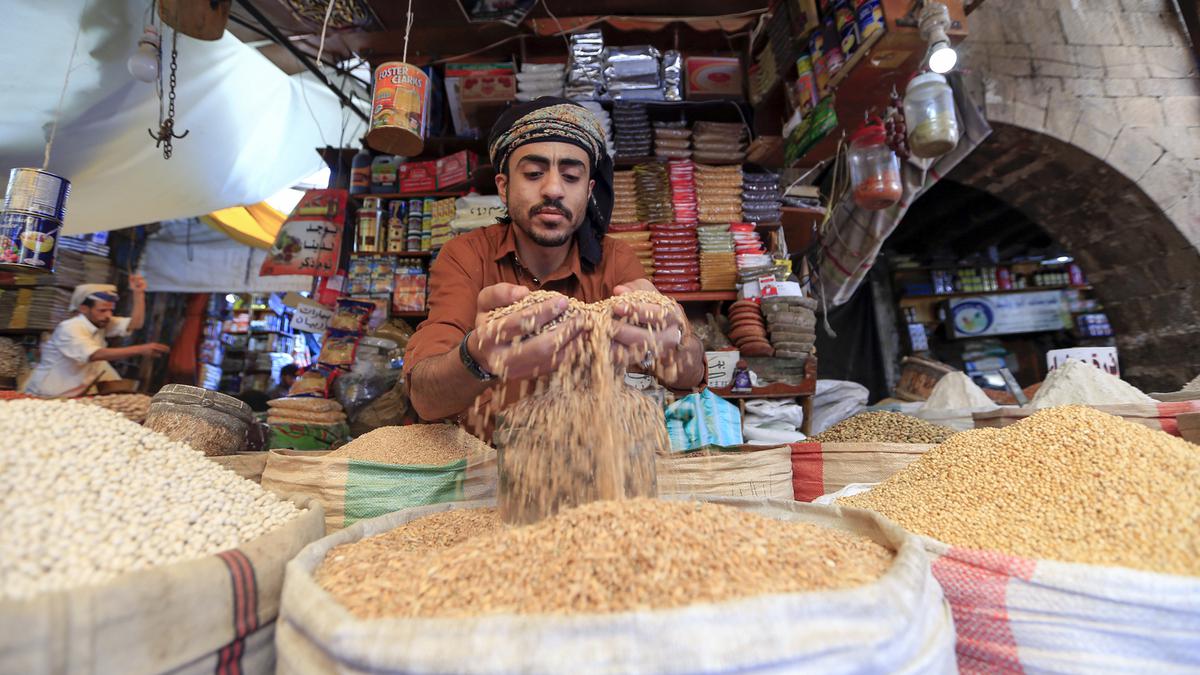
[666,291,738,302]
[898,285,1093,301]
[709,379,816,400]
[352,190,470,199]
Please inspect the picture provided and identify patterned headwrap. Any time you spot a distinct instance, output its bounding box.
[488,97,614,266]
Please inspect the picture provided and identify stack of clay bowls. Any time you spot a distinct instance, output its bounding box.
[726,299,773,357]
[762,295,818,360]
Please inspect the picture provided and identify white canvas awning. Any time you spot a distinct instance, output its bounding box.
[0,0,367,235]
[140,219,313,293]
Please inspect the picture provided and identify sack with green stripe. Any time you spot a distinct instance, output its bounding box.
[261,446,496,534]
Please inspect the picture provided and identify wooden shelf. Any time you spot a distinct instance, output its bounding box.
[666,291,737,302]
[709,380,816,400]
[899,285,1093,301]
[352,190,470,200]
[352,250,433,258]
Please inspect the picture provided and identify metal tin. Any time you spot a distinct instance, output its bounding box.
[4,168,70,221]
[0,210,60,273]
[834,2,859,56]
[366,62,429,157]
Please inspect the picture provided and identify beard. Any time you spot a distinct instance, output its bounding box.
[510,195,582,248]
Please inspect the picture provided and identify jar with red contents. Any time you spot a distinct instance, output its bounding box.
[848,118,903,210]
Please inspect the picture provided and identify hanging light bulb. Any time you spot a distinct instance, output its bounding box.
[919,1,957,74]
[127,24,161,83]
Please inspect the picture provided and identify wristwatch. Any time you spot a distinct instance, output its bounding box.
[459,330,495,382]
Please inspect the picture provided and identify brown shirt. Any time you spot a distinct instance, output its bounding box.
[403,223,646,432]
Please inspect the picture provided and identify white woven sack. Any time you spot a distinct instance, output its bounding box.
[923,538,1200,674]
[276,497,957,675]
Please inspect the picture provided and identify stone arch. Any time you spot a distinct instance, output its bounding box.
[958,0,1200,252]
[945,122,1200,390]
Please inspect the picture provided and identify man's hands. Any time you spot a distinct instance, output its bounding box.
[137,343,170,357]
[128,275,148,293]
[465,283,587,381]
[610,280,688,369]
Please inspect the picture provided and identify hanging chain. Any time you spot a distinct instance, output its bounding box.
[148,27,189,159]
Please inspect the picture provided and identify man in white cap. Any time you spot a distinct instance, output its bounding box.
[24,275,169,397]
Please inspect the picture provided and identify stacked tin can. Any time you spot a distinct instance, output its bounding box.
[1,168,70,273]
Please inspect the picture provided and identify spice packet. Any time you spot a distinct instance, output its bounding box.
[329,298,375,333]
[318,331,360,368]
[288,366,338,398]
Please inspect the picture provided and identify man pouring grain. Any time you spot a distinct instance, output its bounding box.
[24,277,169,398]
[404,97,705,436]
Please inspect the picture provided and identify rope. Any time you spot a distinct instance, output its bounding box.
[315,0,337,65]
[402,0,414,63]
[43,0,89,170]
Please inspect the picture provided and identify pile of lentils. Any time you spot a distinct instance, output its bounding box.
[0,400,301,600]
[812,411,957,444]
[841,405,1200,576]
[316,499,893,618]
[326,424,487,466]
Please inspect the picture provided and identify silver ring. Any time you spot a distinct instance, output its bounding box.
[640,350,654,370]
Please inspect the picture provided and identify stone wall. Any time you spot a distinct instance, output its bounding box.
[961,0,1200,248]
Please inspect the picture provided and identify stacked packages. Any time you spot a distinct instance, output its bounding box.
[648,160,700,293]
[607,170,653,277]
[762,295,818,360]
[516,62,564,101]
[693,121,748,164]
[696,164,743,224]
[267,396,347,427]
[613,102,652,159]
[578,101,615,156]
[603,46,663,101]
[566,31,605,100]
[727,299,774,357]
[742,172,784,224]
[654,122,692,160]
[698,224,736,291]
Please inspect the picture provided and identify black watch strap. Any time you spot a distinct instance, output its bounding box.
[459,330,495,381]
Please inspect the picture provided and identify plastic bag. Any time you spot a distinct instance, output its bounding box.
[665,389,743,451]
[812,379,869,434]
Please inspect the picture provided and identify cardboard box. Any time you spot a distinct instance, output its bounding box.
[399,161,437,194]
[444,62,516,102]
[686,56,744,100]
[436,150,477,189]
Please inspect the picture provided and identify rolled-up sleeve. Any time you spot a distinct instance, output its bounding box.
[105,317,132,338]
[59,321,104,364]
[402,237,485,380]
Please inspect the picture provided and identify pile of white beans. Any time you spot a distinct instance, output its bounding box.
[0,399,300,601]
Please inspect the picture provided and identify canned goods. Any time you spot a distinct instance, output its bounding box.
[834,2,860,56]
[0,210,61,273]
[857,0,885,40]
[366,62,430,157]
[4,168,70,221]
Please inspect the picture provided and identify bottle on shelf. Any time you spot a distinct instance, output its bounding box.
[350,144,372,195]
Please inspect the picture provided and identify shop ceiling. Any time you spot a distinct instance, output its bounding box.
[228,0,772,74]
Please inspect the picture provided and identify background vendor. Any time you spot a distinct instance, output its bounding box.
[24,276,169,398]
[403,97,706,436]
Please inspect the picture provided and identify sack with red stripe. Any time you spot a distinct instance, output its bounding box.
[4,497,324,675]
[276,498,958,674]
[790,442,934,502]
[973,402,1200,437]
[923,540,1200,674]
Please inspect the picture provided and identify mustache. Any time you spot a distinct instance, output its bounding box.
[529,199,573,222]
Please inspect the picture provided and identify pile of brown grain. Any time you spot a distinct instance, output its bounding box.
[483,290,677,524]
[326,424,486,465]
[812,411,957,444]
[841,405,1200,576]
[316,499,892,618]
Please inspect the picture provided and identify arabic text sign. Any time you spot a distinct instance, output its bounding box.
[948,290,1070,338]
[291,300,334,334]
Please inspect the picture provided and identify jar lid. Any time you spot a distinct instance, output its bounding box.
[909,72,948,89]
[849,120,887,146]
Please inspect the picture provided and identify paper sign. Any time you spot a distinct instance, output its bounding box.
[706,350,740,388]
[291,300,334,334]
[948,290,1070,338]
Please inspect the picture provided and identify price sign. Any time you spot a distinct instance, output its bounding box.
[291,299,333,334]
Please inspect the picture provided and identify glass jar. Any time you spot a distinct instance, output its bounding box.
[848,119,902,210]
[904,72,959,158]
